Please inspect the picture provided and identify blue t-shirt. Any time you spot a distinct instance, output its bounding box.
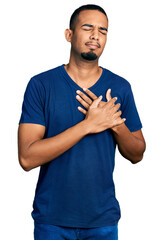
[19,64,142,228]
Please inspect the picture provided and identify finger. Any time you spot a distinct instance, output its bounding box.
[113,109,122,119]
[76,95,89,109]
[102,97,117,109]
[82,88,98,100]
[106,89,112,102]
[114,103,121,112]
[76,90,92,105]
[116,117,126,125]
[117,117,126,125]
[113,117,126,127]
[112,97,118,104]
[91,95,103,108]
[77,106,87,115]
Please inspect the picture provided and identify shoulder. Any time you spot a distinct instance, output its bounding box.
[30,65,62,86]
[103,67,131,90]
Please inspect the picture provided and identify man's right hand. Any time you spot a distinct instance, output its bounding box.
[84,95,126,134]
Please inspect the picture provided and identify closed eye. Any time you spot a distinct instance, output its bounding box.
[100,31,107,35]
[83,28,91,31]
[83,28,107,35]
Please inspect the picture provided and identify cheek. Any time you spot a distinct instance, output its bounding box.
[101,38,107,49]
[73,35,85,48]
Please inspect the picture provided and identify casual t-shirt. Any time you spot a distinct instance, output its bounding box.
[19,64,142,228]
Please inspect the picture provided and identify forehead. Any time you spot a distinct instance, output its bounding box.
[77,10,108,28]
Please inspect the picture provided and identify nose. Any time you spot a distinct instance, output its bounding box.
[89,29,99,41]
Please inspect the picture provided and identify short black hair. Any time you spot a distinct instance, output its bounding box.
[69,4,108,32]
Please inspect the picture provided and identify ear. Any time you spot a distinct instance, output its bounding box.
[64,29,73,43]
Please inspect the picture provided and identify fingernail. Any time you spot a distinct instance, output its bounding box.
[83,88,87,91]
[99,95,103,100]
[76,90,80,94]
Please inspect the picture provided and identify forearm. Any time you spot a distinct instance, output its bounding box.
[111,123,145,163]
[23,120,89,171]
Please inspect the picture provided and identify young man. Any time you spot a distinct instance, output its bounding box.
[18,4,146,240]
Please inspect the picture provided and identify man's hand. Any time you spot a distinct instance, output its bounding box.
[76,88,109,113]
[75,88,146,163]
[76,88,126,133]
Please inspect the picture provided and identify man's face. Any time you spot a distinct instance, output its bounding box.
[70,10,108,61]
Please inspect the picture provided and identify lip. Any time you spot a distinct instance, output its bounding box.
[85,42,100,49]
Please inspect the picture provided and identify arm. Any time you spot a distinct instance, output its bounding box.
[111,124,146,164]
[18,121,89,172]
[75,88,146,164]
[18,96,124,172]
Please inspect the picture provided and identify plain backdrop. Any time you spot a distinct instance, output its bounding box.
[1,0,163,239]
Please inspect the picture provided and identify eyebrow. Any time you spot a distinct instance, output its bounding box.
[81,24,108,32]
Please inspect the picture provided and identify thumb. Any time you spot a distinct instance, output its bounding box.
[91,95,103,108]
[106,88,112,102]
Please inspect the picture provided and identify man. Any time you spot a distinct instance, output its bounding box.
[18,4,146,240]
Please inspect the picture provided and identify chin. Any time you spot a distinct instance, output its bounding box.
[81,51,99,61]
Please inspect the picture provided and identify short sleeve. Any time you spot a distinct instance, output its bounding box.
[19,77,46,126]
[121,84,142,132]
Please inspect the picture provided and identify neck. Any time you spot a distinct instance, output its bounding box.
[64,53,102,86]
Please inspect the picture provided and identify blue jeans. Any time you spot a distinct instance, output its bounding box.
[34,222,118,240]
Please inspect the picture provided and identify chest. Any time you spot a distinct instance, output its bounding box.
[43,79,123,137]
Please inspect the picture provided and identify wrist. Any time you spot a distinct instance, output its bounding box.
[111,123,125,134]
[81,119,92,135]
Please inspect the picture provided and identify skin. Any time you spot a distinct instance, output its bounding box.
[64,10,108,88]
[18,9,146,171]
[76,88,146,163]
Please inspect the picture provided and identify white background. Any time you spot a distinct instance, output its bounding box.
[1,0,163,239]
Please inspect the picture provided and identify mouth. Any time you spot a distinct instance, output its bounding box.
[85,42,100,49]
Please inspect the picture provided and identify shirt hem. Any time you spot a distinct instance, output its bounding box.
[129,124,143,132]
[19,120,46,127]
[32,217,120,228]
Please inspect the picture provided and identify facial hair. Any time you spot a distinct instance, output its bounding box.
[81,50,98,61]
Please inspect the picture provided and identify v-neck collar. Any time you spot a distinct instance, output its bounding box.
[60,64,106,91]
